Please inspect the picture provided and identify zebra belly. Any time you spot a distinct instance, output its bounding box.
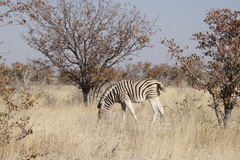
[131,98,146,103]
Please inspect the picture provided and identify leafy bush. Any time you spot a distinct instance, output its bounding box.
[0,62,43,145]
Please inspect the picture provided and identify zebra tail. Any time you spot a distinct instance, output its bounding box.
[156,82,166,92]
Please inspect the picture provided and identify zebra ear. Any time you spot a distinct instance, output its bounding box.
[97,103,101,109]
[97,102,102,109]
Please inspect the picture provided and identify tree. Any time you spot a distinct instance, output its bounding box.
[117,61,183,86]
[0,1,44,145]
[0,61,43,145]
[161,9,240,126]
[21,0,157,105]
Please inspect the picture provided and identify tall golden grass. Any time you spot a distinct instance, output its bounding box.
[0,85,239,160]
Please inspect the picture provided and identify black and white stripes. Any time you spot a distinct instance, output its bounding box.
[97,79,166,124]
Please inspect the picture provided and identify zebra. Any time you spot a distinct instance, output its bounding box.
[97,79,166,124]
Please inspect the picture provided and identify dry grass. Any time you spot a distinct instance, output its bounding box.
[0,85,240,160]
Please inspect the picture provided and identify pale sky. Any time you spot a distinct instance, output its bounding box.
[0,0,239,66]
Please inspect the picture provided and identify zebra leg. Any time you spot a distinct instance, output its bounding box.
[149,97,164,125]
[121,103,127,122]
[157,99,165,124]
[156,98,164,117]
[125,100,139,123]
[149,98,158,125]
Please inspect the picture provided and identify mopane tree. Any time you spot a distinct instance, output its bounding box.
[161,9,240,126]
[21,0,157,105]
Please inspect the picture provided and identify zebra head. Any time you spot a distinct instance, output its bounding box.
[97,85,117,119]
[97,99,108,119]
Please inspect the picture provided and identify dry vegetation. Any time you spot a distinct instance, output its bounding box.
[0,85,240,160]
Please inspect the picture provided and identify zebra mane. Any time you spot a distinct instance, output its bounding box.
[100,83,118,100]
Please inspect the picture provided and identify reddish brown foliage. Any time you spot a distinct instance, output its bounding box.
[161,9,240,126]
[19,0,157,104]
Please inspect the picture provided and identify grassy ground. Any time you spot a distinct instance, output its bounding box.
[0,85,240,160]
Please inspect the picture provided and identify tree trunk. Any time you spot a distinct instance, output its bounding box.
[224,106,232,126]
[223,100,234,126]
[212,95,224,126]
[82,88,90,106]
